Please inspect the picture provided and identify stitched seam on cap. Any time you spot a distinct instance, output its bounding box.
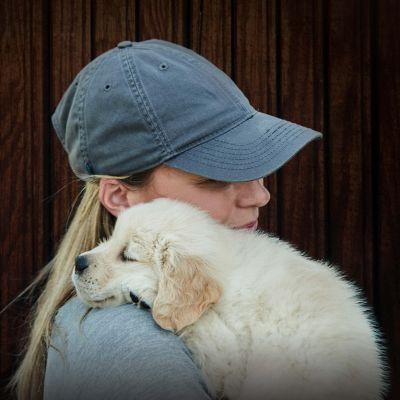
[146,42,249,113]
[119,50,167,156]
[185,59,248,113]
[120,48,173,157]
[131,41,254,155]
[202,120,288,151]
[192,124,299,158]
[129,54,174,155]
[176,127,307,169]
[133,42,255,153]
[172,109,258,154]
[78,55,108,174]
[51,112,66,146]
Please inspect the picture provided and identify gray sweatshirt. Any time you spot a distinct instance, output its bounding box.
[43,296,214,400]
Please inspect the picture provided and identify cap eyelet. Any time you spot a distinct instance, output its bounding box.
[85,162,94,174]
[104,83,112,92]
[159,62,169,71]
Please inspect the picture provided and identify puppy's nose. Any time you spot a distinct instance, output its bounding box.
[75,255,90,273]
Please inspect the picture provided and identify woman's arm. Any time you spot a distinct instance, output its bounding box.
[43,297,214,400]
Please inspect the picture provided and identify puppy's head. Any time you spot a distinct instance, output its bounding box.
[72,198,224,332]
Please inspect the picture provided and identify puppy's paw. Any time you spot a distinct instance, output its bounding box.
[130,291,151,309]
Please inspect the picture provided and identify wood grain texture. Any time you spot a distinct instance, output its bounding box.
[278,0,325,263]
[235,0,281,235]
[327,0,367,288]
[0,0,50,392]
[1,0,398,398]
[376,0,400,395]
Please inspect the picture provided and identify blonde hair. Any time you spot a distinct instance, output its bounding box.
[3,166,158,400]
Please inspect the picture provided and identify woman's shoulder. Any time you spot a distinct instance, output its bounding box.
[55,295,162,334]
[55,296,176,341]
[52,295,194,358]
[45,296,215,399]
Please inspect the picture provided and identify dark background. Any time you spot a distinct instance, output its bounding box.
[1,0,399,398]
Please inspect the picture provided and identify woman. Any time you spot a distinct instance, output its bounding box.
[6,39,322,399]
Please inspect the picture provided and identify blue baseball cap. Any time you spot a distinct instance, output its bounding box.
[51,39,323,182]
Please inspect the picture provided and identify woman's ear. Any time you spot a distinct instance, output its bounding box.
[152,250,222,333]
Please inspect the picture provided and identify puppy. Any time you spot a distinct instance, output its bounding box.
[72,197,389,400]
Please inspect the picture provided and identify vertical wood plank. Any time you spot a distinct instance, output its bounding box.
[327,0,368,286]
[359,0,374,302]
[92,0,131,55]
[0,0,49,390]
[190,0,232,75]
[278,0,326,260]
[235,0,280,235]
[376,0,400,396]
[140,0,186,42]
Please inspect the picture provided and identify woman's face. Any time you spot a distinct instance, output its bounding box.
[124,164,270,230]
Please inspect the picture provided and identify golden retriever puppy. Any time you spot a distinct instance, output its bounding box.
[72,198,389,400]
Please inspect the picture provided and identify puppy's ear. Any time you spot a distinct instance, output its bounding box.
[152,252,222,332]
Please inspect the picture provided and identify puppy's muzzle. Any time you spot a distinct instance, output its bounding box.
[75,255,89,274]
[130,291,151,310]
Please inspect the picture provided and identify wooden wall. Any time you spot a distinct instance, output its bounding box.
[1,0,398,398]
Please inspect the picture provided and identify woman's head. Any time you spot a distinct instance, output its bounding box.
[100,164,270,229]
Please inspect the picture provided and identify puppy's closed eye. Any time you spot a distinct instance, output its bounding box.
[121,250,137,262]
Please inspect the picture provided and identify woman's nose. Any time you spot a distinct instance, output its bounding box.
[236,179,270,208]
[251,179,271,207]
[263,185,271,206]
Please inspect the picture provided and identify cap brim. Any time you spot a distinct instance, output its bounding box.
[163,111,323,182]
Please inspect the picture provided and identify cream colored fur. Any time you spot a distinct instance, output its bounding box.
[72,197,389,400]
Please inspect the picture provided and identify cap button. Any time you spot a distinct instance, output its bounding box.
[117,40,133,49]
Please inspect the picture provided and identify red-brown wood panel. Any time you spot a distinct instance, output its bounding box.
[1,0,399,398]
[0,0,49,393]
[189,0,232,72]
[327,0,372,291]
[376,0,400,395]
[235,0,280,235]
[278,0,326,261]
[92,0,131,54]
[140,0,187,42]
